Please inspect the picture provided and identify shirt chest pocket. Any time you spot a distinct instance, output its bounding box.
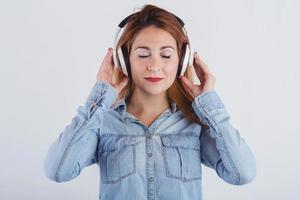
[160,135,202,182]
[99,136,136,184]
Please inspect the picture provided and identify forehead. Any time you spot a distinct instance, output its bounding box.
[131,26,177,48]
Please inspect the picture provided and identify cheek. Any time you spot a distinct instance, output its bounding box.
[129,63,146,81]
[130,59,144,71]
[129,57,143,73]
[165,62,178,78]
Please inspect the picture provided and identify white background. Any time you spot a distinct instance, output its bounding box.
[1,0,299,199]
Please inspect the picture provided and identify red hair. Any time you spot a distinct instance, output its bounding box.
[112,4,208,128]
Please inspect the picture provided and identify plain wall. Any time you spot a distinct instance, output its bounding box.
[1,0,299,199]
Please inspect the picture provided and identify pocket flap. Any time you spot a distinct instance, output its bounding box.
[161,135,200,150]
[101,136,137,152]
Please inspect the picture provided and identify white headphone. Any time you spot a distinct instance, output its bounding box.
[112,10,194,78]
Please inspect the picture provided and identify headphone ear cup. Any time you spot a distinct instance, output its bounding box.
[117,46,129,77]
[178,43,187,77]
[180,43,191,77]
[121,45,131,78]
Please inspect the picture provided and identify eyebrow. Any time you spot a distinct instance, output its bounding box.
[134,46,175,51]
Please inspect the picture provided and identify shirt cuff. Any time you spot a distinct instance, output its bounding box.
[193,90,225,112]
[85,80,118,110]
[192,90,226,126]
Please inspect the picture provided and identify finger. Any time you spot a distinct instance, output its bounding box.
[195,54,212,76]
[106,48,114,67]
[108,48,114,66]
[99,50,110,72]
[103,48,111,63]
[102,48,114,73]
[193,57,205,84]
[194,52,212,75]
[192,56,207,85]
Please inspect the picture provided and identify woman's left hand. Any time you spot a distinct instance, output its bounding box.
[179,52,216,99]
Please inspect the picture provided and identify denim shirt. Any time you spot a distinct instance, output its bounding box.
[43,80,256,200]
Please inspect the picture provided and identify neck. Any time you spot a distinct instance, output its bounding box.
[126,90,170,117]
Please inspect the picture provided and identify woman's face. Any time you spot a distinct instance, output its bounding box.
[129,26,179,96]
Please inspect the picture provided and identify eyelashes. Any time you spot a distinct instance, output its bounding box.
[138,55,171,59]
[138,55,148,58]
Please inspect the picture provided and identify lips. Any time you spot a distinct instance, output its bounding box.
[144,77,163,82]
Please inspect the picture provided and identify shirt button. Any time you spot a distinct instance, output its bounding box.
[147,152,153,157]
[148,177,154,182]
[146,132,151,138]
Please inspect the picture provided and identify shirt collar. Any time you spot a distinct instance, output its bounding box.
[111,97,178,120]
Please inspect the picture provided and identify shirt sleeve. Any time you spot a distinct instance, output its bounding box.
[43,80,118,182]
[192,90,257,185]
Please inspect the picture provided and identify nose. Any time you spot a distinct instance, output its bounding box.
[148,55,162,71]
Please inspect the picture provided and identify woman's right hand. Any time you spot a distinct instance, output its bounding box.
[96,48,129,95]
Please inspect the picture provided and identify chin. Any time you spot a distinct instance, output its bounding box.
[134,79,172,95]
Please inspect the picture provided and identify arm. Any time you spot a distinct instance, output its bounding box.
[43,80,117,182]
[192,90,256,185]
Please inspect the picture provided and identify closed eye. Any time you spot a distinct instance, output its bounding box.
[138,55,149,58]
[138,55,171,59]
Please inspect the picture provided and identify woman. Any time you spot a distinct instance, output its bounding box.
[43,4,256,200]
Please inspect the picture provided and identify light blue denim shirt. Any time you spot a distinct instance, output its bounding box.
[43,80,256,200]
